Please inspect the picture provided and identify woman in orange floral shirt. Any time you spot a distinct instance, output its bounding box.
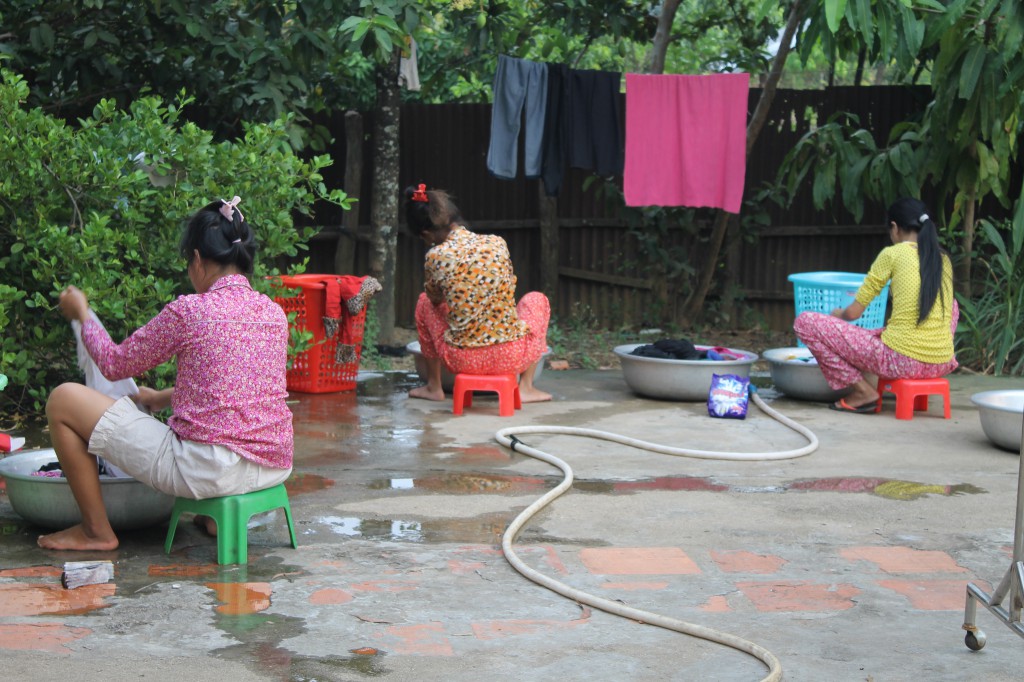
[403,184,551,403]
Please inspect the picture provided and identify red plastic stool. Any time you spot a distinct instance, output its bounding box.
[875,377,951,420]
[452,374,522,417]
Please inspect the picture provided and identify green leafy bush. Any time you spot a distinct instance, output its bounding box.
[0,67,350,421]
[956,212,1024,375]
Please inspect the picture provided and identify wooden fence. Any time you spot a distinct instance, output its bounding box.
[298,86,941,331]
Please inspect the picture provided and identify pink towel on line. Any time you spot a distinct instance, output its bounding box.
[624,73,750,213]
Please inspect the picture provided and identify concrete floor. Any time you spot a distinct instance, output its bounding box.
[2,367,1024,681]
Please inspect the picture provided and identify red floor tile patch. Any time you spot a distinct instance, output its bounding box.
[737,581,860,612]
[0,583,115,617]
[710,550,786,574]
[840,546,966,574]
[308,588,354,605]
[472,617,588,640]
[700,595,732,612]
[600,581,669,591]
[206,582,273,615]
[0,623,93,653]
[580,547,700,575]
[0,566,63,579]
[375,622,453,656]
[447,559,485,575]
[877,579,985,610]
[350,579,419,593]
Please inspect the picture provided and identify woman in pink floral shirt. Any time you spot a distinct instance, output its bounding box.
[39,198,293,552]
[404,184,551,403]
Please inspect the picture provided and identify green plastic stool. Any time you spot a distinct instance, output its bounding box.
[164,483,298,565]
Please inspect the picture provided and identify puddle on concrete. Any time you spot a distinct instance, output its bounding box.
[286,472,336,494]
[368,473,549,494]
[575,476,730,493]
[359,471,981,501]
[313,514,506,544]
[789,477,986,500]
[216,644,389,680]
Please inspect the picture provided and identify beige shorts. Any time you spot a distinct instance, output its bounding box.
[89,396,291,500]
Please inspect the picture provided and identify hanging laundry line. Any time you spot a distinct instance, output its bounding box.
[486,55,623,196]
[486,56,750,213]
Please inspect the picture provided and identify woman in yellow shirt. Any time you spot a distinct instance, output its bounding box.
[794,197,958,413]
[404,184,551,403]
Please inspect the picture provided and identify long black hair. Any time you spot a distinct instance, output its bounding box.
[178,198,256,274]
[888,197,948,324]
[403,184,463,237]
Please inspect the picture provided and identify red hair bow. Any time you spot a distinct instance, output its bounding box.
[411,184,428,202]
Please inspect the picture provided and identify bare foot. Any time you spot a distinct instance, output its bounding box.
[193,514,218,537]
[38,524,119,551]
[519,387,552,403]
[843,393,880,410]
[409,385,445,401]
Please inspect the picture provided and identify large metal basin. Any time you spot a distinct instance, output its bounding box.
[763,347,851,402]
[970,390,1024,453]
[0,449,174,530]
[406,341,551,393]
[614,343,758,401]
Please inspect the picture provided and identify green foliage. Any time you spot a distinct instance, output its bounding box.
[955,208,1024,375]
[0,1,362,149]
[357,299,393,371]
[772,111,927,222]
[0,68,351,420]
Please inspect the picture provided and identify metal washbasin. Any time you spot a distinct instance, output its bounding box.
[614,343,758,402]
[0,449,174,530]
[970,390,1024,453]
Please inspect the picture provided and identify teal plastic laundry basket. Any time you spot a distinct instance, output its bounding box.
[788,271,890,346]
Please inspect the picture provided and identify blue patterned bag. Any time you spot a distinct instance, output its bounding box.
[707,373,750,419]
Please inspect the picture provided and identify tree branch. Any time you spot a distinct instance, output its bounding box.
[42,163,83,230]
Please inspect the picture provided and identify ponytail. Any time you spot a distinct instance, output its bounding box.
[179,198,257,274]
[916,216,945,324]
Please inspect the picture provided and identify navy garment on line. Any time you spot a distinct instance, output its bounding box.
[540,62,569,196]
[565,68,624,178]
[489,57,624,191]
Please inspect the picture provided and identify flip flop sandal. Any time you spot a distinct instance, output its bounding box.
[829,399,876,414]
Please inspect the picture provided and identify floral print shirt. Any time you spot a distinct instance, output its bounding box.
[424,226,529,348]
[82,274,293,468]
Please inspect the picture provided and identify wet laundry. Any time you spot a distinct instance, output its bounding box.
[630,339,738,361]
[323,276,382,365]
[624,73,750,212]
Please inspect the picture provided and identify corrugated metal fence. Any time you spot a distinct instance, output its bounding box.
[302,86,938,331]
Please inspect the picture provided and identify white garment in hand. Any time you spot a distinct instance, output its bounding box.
[71,311,140,477]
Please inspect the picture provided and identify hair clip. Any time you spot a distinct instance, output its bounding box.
[219,196,245,222]
[919,213,929,223]
[411,184,428,203]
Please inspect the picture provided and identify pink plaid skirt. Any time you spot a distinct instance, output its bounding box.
[415,291,550,375]
[793,303,958,390]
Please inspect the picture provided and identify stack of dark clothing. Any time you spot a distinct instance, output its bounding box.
[630,339,736,361]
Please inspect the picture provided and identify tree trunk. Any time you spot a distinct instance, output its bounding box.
[537,182,559,299]
[368,51,401,345]
[647,0,681,74]
[681,0,805,323]
[958,189,977,299]
[334,110,363,275]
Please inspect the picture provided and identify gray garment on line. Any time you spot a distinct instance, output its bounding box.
[487,55,548,180]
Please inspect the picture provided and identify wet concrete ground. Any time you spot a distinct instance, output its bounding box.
[2,367,1024,681]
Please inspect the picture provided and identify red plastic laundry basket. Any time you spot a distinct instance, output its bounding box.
[271,274,367,394]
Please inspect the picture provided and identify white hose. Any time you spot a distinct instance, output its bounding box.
[494,390,818,682]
